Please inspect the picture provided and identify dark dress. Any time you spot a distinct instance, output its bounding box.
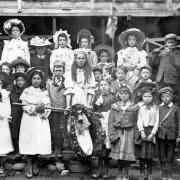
[10,86,24,153]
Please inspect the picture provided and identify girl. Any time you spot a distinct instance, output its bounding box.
[19,68,51,178]
[117,28,148,87]
[1,19,30,64]
[10,72,27,154]
[65,48,96,108]
[77,29,98,69]
[1,62,12,76]
[92,79,116,179]
[30,36,52,80]
[50,29,74,77]
[0,74,14,176]
[136,82,159,180]
[94,44,115,80]
[108,85,138,180]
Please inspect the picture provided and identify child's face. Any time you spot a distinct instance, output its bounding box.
[142,92,153,105]
[99,51,109,63]
[36,46,46,55]
[53,66,64,79]
[75,53,87,68]
[94,71,102,82]
[100,81,110,94]
[2,65,10,75]
[128,35,136,47]
[161,93,172,105]
[140,69,151,80]
[119,91,130,102]
[116,69,126,81]
[166,39,176,48]
[80,38,89,49]
[16,76,26,88]
[59,36,67,48]
[16,65,26,73]
[11,26,21,39]
[31,74,42,88]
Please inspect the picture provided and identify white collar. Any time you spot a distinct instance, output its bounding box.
[160,102,173,107]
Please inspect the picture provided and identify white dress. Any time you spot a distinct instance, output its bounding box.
[64,68,96,106]
[50,47,74,76]
[19,86,51,155]
[0,89,13,155]
[117,47,147,86]
[1,38,30,64]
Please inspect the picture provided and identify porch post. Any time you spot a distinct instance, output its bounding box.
[17,0,22,13]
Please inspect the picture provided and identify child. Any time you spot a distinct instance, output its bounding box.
[50,29,74,77]
[0,74,14,176]
[111,65,131,98]
[92,79,116,179]
[158,87,180,180]
[117,28,148,87]
[19,68,51,178]
[30,36,52,80]
[136,82,159,180]
[94,44,115,80]
[152,33,180,106]
[108,85,138,180]
[1,62,12,76]
[47,60,66,166]
[65,48,96,108]
[10,72,27,154]
[77,29,98,69]
[11,57,30,73]
[1,19,30,64]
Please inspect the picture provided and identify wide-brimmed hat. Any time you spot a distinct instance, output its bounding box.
[159,87,173,97]
[94,44,115,62]
[30,36,52,47]
[164,33,178,42]
[77,29,94,45]
[11,57,30,69]
[3,19,25,37]
[118,28,145,46]
[25,67,45,81]
[12,72,26,80]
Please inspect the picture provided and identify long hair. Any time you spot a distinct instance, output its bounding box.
[71,53,92,83]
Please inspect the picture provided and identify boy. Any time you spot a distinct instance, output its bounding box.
[47,60,66,170]
[152,33,180,105]
[158,87,180,180]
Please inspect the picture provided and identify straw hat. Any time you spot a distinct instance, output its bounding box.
[3,19,25,37]
[118,28,145,46]
[11,57,30,69]
[25,67,45,81]
[94,44,115,62]
[30,36,52,47]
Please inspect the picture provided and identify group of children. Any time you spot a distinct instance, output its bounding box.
[0,18,179,180]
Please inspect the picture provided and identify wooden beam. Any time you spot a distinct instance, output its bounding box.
[17,0,22,13]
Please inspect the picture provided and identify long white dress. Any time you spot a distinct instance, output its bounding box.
[19,86,51,155]
[0,89,14,155]
[50,47,74,76]
[1,38,30,64]
[117,47,147,86]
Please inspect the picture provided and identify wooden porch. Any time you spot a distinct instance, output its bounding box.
[0,0,180,17]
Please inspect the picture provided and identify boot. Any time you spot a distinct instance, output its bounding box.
[25,157,33,179]
[32,159,39,176]
[161,163,167,180]
[167,162,173,180]
[91,167,103,179]
[102,167,110,179]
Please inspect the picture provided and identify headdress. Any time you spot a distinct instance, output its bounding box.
[30,36,52,47]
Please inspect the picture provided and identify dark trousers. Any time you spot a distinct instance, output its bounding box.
[98,145,110,168]
[158,138,176,177]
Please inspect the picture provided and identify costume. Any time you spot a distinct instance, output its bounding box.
[19,86,51,155]
[1,19,30,64]
[0,89,14,155]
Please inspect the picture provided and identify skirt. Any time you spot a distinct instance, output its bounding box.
[110,127,136,161]
[136,126,155,160]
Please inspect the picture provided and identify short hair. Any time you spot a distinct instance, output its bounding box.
[58,33,68,41]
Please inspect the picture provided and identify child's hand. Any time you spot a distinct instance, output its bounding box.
[141,131,146,139]
[147,133,154,141]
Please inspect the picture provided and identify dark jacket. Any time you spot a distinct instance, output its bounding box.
[158,104,180,140]
[152,48,180,84]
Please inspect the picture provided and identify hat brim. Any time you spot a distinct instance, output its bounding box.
[25,67,45,81]
[12,72,26,80]
[3,19,25,37]
[118,28,145,45]
[94,44,115,62]
[29,42,52,47]
[11,59,30,68]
